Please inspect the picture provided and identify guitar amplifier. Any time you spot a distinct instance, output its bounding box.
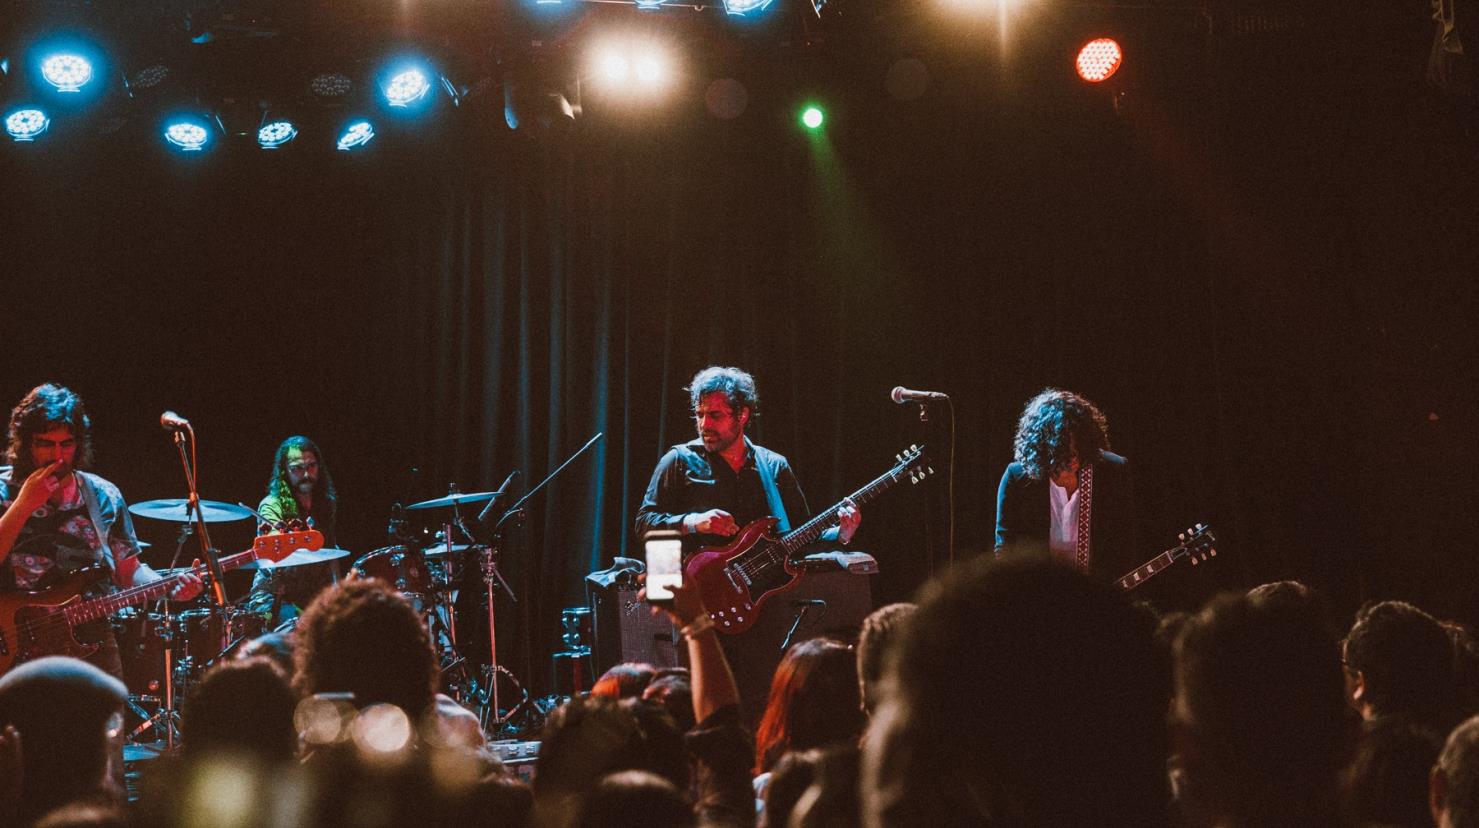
[587,579,679,676]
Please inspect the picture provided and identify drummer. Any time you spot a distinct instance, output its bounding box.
[248,436,341,627]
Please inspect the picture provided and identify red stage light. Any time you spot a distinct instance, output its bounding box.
[1075,38,1123,83]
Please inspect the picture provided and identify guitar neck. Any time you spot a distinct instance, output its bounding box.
[64,548,256,626]
[776,462,913,555]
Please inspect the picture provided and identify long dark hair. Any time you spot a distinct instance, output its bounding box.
[1012,388,1110,481]
[263,435,337,520]
[754,638,864,774]
[5,383,94,479]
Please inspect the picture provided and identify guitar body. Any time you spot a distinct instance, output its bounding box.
[0,568,107,674]
[686,517,803,635]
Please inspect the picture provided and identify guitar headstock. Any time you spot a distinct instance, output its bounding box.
[253,530,325,563]
[894,444,933,485]
[1172,523,1218,566]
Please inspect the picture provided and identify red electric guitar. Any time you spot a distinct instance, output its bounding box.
[687,446,932,635]
[0,530,322,674]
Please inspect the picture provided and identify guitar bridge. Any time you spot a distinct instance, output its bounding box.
[725,565,748,593]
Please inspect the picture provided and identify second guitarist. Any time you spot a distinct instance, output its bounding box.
[0,384,203,679]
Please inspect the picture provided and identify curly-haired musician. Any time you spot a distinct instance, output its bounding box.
[994,388,1137,582]
[0,384,202,677]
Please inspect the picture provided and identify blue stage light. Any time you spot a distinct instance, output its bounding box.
[5,108,50,141]
[40,53,93,92]
[257,120,297,149]
[721,0,775,14]
[383,69,430,108]
[164,120,209,151]
[635,0,664,9]
[337,120,375,151]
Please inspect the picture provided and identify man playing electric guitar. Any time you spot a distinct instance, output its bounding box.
[0,384,203,678]
[635,366,861,560]
[635,366,861,721]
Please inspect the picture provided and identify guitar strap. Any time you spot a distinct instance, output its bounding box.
[1075,464,1094,572]
[755,450,792,533]
[75,472,119,576]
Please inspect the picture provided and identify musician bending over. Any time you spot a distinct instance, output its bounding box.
[0,384,202,679]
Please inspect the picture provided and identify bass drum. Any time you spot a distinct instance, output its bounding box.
[350,545,434,610]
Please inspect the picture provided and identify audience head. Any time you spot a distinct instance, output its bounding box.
[855,603,916,717]
[1173,587,1353,825]
[182,657,299,763]
[1343,716,1443,828]
[1434,715,1479,828]
[642,671,695,733]
[0,657,127,823]
[237,630,296,675]
[1343,600,1457,727]
[577,770,695,828]
[755,638,864,774]
[592,662,657,701]
[1450,622,1479,719]
[294,579,437,717]
[534,696,688,827]
[863,556,1167,827]
[764,744,862,828]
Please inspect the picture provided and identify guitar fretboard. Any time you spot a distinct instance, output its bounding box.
[60,549,255,626]
[1115,551,1175,591]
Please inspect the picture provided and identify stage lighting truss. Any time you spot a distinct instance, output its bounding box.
[1075,37,1123,83]
[5,108,50,141]
[40,53,93,92]
[337,120,375,151]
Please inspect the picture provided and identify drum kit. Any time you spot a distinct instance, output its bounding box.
[119,485,522,744]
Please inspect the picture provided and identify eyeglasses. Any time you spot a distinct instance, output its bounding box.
[288,461,319,473]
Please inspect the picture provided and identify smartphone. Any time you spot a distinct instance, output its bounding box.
[645,530,683,605]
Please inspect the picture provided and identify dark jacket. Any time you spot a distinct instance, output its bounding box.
[994,451,1139,584]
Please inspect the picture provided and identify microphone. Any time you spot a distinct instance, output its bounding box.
[159,411,191,431]
[890,386,949,404]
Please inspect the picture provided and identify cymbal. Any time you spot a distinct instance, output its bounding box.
[129,499,254,523]
[405,491,498,511]
[423,543,476,558]
[240,547,352,570]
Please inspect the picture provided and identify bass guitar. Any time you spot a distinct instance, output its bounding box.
[687,446,932,635]
[1114,523,1217,592]
[0,530,322,674]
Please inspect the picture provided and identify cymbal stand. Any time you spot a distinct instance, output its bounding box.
[476,529,520,730]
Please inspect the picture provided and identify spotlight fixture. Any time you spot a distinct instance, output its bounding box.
[164,119,211,151]
[5,108,50,141]
[128,64,171,92]
[1075,37,1123,83]
[382,68,431,107]
[40,53,93,92]
[310,72,353,98]
[635,0,664,8]
[257,119,298,149]
[336,120,375,150]
[800,105,824,130]
[634,55,664,84]
[721,0,775,15]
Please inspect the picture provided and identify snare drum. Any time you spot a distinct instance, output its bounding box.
[350,546,434,607]
[176,608,269,666]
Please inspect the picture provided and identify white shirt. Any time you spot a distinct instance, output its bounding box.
[1048,480,1080,566]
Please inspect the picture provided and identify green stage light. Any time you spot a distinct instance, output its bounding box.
[801,105,824,130]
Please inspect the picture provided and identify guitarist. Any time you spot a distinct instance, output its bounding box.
[0,384,203,677]
[994,388,1138,584]
[635,366,860,556]
[635,366,860,722]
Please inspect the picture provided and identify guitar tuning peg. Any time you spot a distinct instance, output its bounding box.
[911,444,919,451]
[927,467,934,475]
[1209,548,1217,556]
[1190,557,1199,565]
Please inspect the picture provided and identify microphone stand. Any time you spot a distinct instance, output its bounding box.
[169,425,227,608]
[475,432,603,731]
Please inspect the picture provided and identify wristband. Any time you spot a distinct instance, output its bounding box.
[680,615,716,640]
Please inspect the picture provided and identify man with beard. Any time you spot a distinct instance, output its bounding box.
[248,435,340,627]
[0,383,202,677]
